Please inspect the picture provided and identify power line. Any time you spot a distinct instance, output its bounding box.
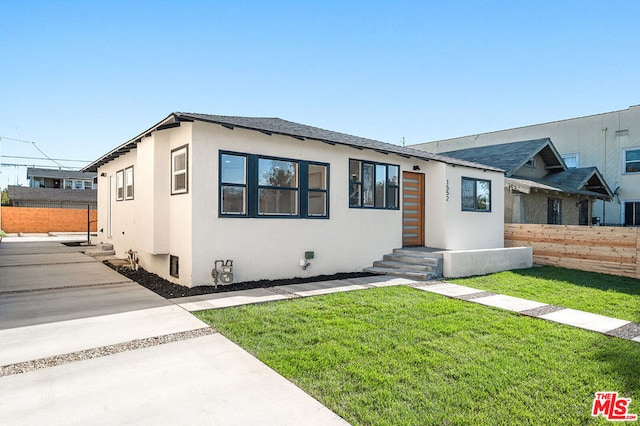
[1,163,81,170]
[0,155,90,163]
[0,136,68,168]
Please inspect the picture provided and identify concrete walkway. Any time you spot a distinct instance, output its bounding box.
[0,241,349,425]
[175,276,640,344]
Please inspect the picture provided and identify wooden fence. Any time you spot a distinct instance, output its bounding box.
[504,224,640,279]
[1,206,97,233]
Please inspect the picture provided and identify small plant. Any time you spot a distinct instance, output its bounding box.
[0,230,7,237]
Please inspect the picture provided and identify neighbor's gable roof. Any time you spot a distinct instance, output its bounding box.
[441,138,565,177]
[83,112,504,173]
[540,167,613,199]
[27,167,96,180]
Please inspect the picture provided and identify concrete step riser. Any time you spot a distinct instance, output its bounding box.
[364,267,432,281]
[383,254,440,266]
[392,249,443,259]
[373,261,433,272]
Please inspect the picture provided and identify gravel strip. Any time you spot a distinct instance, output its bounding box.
[266,287,302,299]
[0,328,216,377]
[455,291,496,300]
[519,305,565,317]
[605,322,640,340]
[0,281,133,296]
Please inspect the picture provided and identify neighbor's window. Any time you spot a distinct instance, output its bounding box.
[64,180,73,190]
[219,151,329,218]
[125,166,134,200]
[547,198,562,224]
[349,159,399,209]
[172,146,188,194]
[624,201,640,226]
[562,153,580,168]
[524,158,536,168]
[73,180,84,190]
[623,148,640,174]
[84,181,93,190]
[116,170,124,201]
[462,177,491,212]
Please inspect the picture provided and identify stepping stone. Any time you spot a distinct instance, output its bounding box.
[539,308,630,334]
[415,283,485,297]
[472,294,547,313]
[273,280,367,297]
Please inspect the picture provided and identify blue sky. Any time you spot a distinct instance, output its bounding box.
[2,0,639,187]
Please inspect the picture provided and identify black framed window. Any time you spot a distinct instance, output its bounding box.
[547,198,561,224]
[462,177,491,212]
[349,159,399,209]
[219,151,329,218]
[624,201,640,226]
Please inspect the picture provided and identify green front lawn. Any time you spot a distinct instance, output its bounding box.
[195,286,639,425]
[451,266,640,322]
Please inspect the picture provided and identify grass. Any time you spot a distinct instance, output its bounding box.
[195,286,640,425]
[451,266,640,322]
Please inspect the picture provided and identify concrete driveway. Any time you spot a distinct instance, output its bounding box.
[0,240,348,425]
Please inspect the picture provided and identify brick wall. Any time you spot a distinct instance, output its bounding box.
[0,207,97,233]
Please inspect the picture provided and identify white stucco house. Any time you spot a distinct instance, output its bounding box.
[84,112,520,287]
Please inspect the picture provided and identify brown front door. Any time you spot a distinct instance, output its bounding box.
[402,171,425,246]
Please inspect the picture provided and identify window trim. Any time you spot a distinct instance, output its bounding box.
[622,147,640,175]
[461,177,492,213]
[125,166,134,200]
[219,151,330,219]
[171,145,189,195]
[348,158,400,210]
[115,169,124,201]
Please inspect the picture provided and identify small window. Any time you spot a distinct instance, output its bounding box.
[74,180,84,190]
[462,177,491,212]
[125,166,134,200]
[84,181,93,189]
[624,201,640,226]
[349,159,399,210]
[562,153,580,168]
[116,170,124,201]
[623,148,640,174]
[547,198,561,224]
[169,255,179,278]
[524,158,536,168]
[172,146,188,194]
[64,180,73,190]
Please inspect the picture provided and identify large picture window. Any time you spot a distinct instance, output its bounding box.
[461,177,491,212]
[623,148,640,174]
[219,151,329,218]
[172,146,188,195]
[349,159,399,209]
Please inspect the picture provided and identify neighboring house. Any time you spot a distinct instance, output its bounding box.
[83,112,508,287]
[7,186,97,210]
[413,104,640,225]
[27,168,97,190]
[436,138,612,225]
[6,168,97,210]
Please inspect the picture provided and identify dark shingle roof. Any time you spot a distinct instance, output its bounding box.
[7,186,97,203]
[27,168,96,180]
[539,167,612,199]
[83,112,504,173]
[441,138,564,177]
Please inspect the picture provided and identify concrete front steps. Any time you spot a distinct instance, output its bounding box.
[364,248,444,281]
[85,243,116,257]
